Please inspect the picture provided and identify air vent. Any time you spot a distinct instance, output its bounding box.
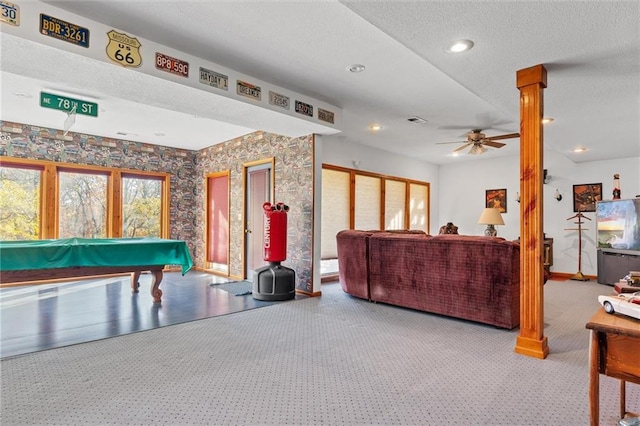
[407,116,427,124]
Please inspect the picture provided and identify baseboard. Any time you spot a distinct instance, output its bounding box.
[296,289,321,297]
[550,272,597,281]
[321,273,339,283]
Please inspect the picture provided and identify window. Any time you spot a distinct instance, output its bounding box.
[0,165,41,240]
[321,164,430,278]
[206,171,230,274]
[321,168,350,260]
[354,174,381,230]
[385,180,406,230]
[409,183,429,232]
[0,157,169,240]
[58,170,108,238]
[122,175,162,238]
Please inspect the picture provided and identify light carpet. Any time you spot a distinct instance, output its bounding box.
[1,279,638,425]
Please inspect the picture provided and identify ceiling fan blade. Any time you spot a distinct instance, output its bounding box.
[453,142,472,153]
[483,141,506,149]
[486,132,520,141]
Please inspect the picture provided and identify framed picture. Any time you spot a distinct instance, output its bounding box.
[486,188,507,213]
[573,183,602,212]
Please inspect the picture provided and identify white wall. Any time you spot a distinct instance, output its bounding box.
[439,152,640,276]
[321,136,440,233]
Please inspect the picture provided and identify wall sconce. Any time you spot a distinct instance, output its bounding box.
[543,169,551,184]
[515,192,520,203]
[554,188,563,202]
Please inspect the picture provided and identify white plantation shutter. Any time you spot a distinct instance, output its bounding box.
[409,182,429,232]
[385,179,406,230]
[321,168,350,259]
[354,174,381,230]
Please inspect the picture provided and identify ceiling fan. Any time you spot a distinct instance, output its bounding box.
[437,129,520,155]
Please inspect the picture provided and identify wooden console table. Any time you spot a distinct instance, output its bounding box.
[586,308,640,425]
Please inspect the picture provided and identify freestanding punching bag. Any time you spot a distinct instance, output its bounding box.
[252,202,296,301]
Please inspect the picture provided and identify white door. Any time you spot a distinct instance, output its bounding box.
[244,162,271,281]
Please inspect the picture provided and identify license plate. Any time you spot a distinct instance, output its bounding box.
[295,100,313,117]
[40,14,89,48]
[318,108,335,124]
[237,80,261,101]
[199,67,228,90]
[0,0,19,26]
[155,52,189,78]
[269,91,290,110]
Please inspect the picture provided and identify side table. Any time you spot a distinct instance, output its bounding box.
[586,308,640,425]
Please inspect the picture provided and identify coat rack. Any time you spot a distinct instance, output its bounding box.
[565,211,591,281]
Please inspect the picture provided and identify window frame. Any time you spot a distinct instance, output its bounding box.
[0,156,170,239]
[322,163,430,234]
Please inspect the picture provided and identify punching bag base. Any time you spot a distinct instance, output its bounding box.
[252,262,296,301]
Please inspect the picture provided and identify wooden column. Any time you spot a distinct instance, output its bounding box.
[515,64,549,359]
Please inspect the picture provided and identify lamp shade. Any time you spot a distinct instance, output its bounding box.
[477,208,505,225]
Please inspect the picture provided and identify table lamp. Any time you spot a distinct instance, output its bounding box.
[477,207,504,237]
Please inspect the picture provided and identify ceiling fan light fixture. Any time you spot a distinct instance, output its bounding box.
[469,144,486,155]
[446,39,474,53]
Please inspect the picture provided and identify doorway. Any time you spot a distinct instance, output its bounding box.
[244,159,274,281]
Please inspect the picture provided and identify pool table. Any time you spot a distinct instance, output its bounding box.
[0,238,194,303]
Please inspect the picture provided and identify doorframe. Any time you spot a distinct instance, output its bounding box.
[242,157,275,280]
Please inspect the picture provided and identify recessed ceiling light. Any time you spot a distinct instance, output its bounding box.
[573,147,587,153]
[542,117,554,124]
[369,124,382,132]
[347,64,366,73]
[445,39,474,53]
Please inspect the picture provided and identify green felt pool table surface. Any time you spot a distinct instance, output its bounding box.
[0,238,194,303]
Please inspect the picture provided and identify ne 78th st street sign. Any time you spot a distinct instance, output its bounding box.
[40,92,98,117]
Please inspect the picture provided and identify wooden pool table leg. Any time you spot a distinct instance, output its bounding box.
[150,269,164,303]
[131,271,142,293]
[130,268,164,302]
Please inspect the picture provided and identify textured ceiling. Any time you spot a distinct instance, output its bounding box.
[2,0,639,165]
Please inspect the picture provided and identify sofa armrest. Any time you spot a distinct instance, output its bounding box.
[336,230,374,300]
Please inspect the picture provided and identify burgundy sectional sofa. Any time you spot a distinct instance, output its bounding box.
[336,230,521,329]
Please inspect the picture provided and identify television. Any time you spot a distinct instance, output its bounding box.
[596,198,640,253]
